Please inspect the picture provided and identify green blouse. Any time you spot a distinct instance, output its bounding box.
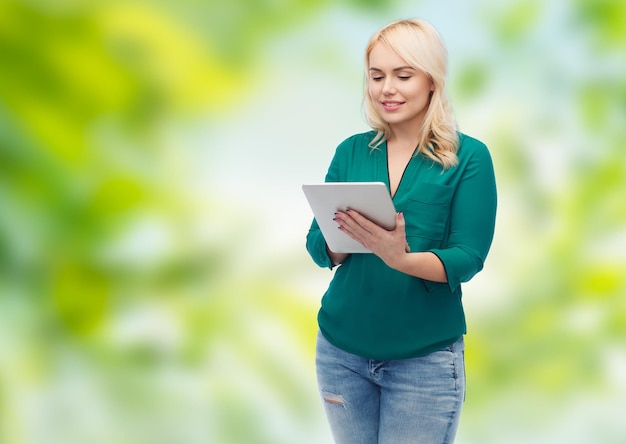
[306,131,497,359]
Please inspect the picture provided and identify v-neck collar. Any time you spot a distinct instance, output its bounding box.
[383,141,415,200]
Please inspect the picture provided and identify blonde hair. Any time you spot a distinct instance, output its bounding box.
[364,19,458,169]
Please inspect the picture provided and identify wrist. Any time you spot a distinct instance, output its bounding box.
[386,251,411,273]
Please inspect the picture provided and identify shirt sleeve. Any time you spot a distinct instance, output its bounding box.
[428,141,497,292]
[306,219,333,269]
[305,138,350,269]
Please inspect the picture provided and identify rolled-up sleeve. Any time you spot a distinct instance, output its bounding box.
[429,142,497,292]
[306,219,333,269]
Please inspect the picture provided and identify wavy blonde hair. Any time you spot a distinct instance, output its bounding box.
[364,19,458,169]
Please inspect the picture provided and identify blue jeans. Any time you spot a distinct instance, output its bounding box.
[316,331,465,444]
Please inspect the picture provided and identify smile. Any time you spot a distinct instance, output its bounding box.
[381,101,405,111]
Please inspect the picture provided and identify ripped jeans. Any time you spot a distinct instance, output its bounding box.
[315,331,465,444]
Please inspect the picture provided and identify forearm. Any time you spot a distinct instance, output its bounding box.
[386,251,448,283]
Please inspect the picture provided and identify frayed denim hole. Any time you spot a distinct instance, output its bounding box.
[321,391,346,408]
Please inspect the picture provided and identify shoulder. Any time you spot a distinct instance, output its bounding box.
[456,132,493,164]
[457,132,488,152]
[336,130,377,152]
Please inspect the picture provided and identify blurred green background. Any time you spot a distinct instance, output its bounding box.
[1,0,625,443]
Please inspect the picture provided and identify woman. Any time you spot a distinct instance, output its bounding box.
[306,18,497,443]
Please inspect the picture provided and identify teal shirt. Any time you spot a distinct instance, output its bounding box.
[306,131,497,359]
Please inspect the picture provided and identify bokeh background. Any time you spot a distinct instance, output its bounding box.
[1,0,625,443]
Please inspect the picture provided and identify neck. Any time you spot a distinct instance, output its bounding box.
[388,124,423,153]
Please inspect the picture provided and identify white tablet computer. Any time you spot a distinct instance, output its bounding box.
[302,182,397,254]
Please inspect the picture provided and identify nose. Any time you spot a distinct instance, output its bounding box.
[382,77,396,95]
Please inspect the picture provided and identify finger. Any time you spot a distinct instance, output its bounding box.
[335,210,378,248]
[336,210,372,235]
[345,209,378,233]
[337,219,371,248]
[334,212,365,240]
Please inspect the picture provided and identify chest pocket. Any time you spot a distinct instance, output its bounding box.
[402,183,454,242]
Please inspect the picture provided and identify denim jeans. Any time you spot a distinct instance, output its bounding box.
[316,331,465,444]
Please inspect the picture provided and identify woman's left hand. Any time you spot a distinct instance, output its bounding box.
[333,209,410,266]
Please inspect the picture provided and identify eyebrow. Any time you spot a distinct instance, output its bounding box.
[369,66,416,72]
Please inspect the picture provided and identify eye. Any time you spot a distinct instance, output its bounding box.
[398,75,411,81]
[371,76,384,82]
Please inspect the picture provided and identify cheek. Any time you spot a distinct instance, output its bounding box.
[368,82,380,99]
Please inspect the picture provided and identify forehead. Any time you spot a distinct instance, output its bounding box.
[368,42,412,69]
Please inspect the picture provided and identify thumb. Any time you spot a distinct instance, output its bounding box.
[396,212,406,232]
[397,212,410,253]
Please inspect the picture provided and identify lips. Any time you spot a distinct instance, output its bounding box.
[381,100,405,111]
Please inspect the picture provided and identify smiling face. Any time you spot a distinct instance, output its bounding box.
[367,42,434,133]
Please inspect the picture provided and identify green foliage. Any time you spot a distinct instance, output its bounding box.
[490,0,542,44]
[1,0,625,442]
[575,0,626,48]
